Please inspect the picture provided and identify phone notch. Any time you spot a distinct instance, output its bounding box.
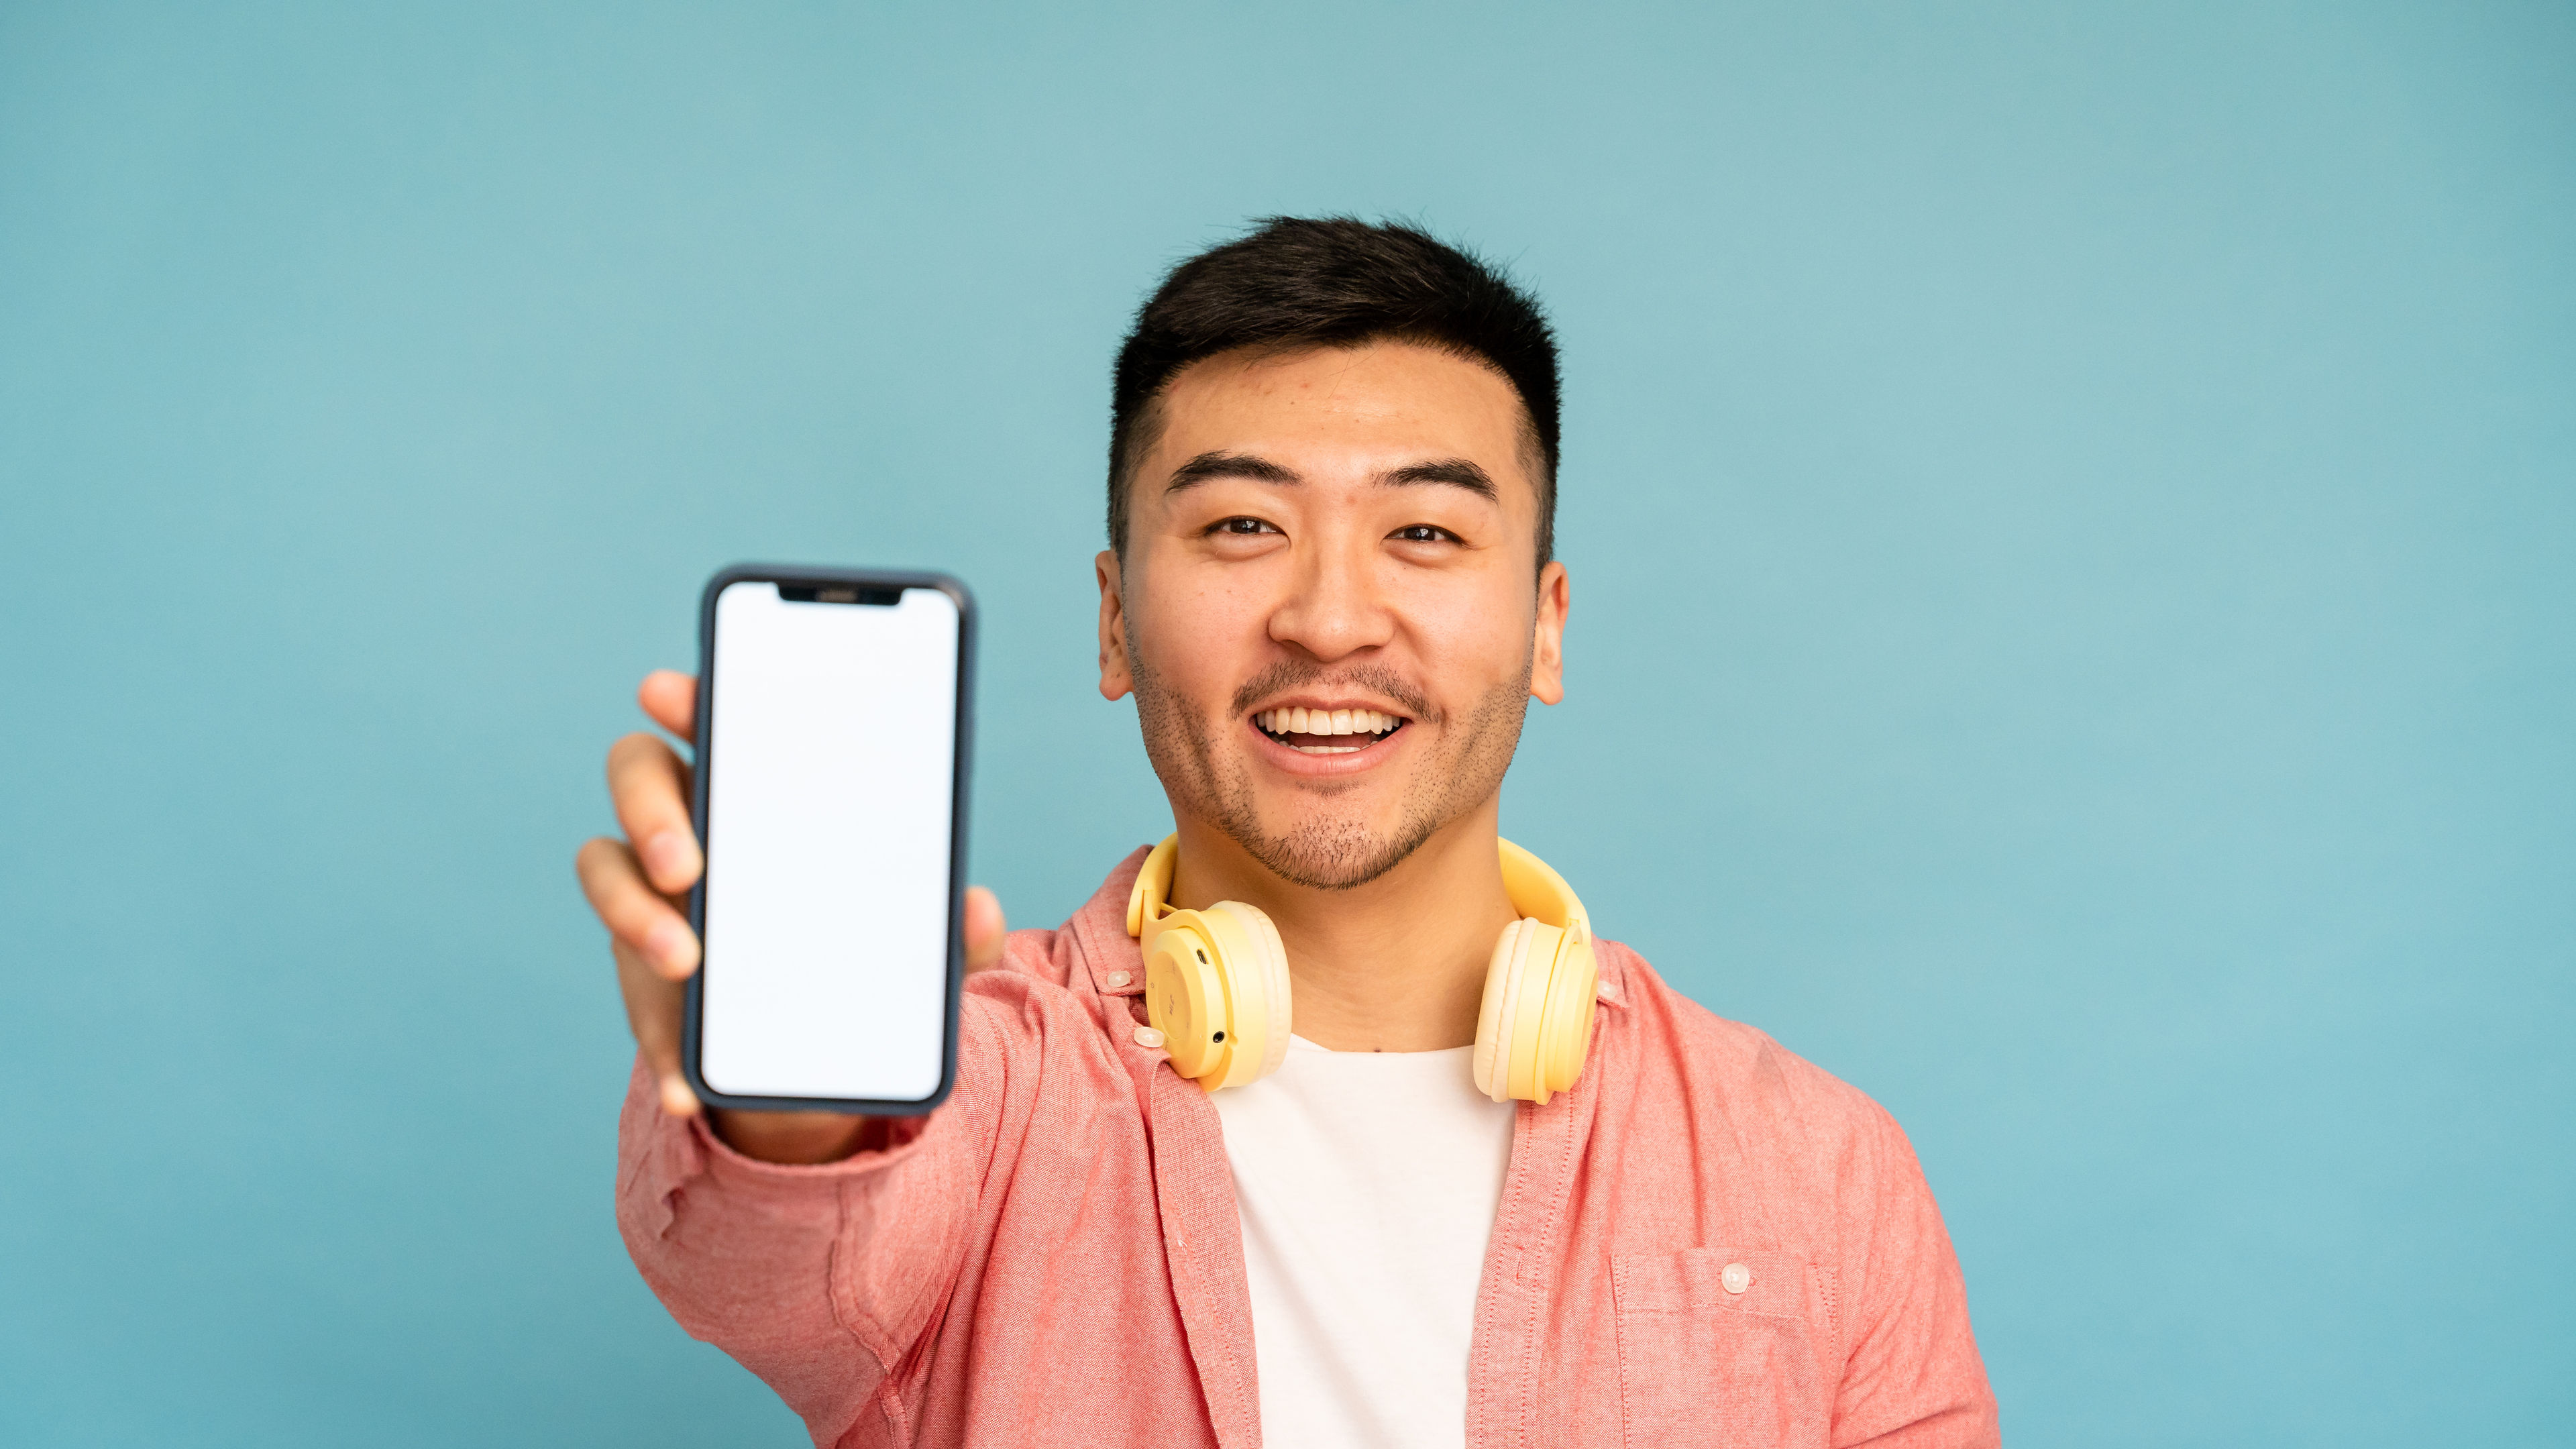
[779,584,903,606]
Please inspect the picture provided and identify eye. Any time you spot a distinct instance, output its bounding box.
[1389,524,1459,544]
[1210,516,1281,537]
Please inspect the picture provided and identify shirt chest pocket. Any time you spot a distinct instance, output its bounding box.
[1610,1246,1840,1449]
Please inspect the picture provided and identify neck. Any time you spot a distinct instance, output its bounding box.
[1167,803,1518,1053]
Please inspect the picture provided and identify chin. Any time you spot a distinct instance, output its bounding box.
[1232,808,1438,892]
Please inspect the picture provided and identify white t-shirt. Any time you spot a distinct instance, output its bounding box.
[1210,1035,1518,1449]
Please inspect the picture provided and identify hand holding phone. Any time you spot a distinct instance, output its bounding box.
[576,569,997,1161]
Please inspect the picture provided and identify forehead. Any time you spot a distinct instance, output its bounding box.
[1148,339,1536,488]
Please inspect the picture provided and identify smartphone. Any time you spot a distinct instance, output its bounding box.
[681,564,975,1116]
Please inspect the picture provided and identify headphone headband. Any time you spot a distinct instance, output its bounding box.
[1497,838,1589,947]
[1124,835,1178,938]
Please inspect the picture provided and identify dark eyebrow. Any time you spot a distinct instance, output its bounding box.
[1165,451,1301,494]
[1379,458,1497,501]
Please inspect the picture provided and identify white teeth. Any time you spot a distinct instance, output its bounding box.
[1259,706,1402,741]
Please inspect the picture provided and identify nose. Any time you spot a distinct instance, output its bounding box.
[1267,532,1393,663]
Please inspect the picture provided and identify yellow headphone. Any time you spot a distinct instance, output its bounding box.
[1122,835,1601,1104]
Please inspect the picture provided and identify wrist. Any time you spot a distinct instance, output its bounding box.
[708,1107,871,1165]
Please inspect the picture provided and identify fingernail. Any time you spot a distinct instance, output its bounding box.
[643,830,696,883]
[645,918,698,975]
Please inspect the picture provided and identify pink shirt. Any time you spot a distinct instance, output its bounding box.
[617,849,1998,1448]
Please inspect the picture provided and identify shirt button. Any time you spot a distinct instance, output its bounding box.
[1721,1262,1753,1295]
[1134,1026,1166,1049]
[1107,971,1132,989]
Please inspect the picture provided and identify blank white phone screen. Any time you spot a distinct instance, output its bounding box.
[700,581,959,1102]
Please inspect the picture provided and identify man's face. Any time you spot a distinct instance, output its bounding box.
[1097,339,1570,890]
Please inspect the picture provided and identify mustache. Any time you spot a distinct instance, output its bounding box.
[1228,659,1439,724]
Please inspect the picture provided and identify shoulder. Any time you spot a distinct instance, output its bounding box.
[953,881,1150,1087]
[961,924,1107,1036]
[993,923,1084,989]
[977,845,1155,1004]
[1601,940,1917,1183]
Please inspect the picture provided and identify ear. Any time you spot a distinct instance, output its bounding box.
[1529,560,1569,706]
[1097,549,1134,701]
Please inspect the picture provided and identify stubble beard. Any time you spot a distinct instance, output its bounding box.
[1129,630,1533,891]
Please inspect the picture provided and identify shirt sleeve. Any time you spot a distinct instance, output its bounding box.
[613,993,1010,1446]
[1830,1104,2001,1448]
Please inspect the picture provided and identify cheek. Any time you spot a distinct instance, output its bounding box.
[1136,576,1271,689]
[1399,583,1533,684]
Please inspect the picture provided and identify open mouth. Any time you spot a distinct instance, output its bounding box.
[1253,706,1408,756]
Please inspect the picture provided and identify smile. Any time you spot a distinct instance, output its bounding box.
[1253,706,1407,755]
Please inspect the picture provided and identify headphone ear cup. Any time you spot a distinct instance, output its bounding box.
[1478,918,1582,1104]
[1201,900,1292,1089]
[1508,921,1569,1102]
[1142,922,1228,1082]
[1536,932,1599,1101]
[1474,918,1539,1102]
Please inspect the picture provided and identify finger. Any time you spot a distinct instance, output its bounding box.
[612,934,700,1118]
[576,837,700,979]
[606,733,701,894]
[964,885,1006,973]
[639,670,696,741]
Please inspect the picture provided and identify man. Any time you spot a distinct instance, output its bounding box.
[576,217,1997,1448]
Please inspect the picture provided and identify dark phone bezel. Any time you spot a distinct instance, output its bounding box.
[679,562,975,1118]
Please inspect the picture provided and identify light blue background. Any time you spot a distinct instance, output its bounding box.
[2,3,2568,1444]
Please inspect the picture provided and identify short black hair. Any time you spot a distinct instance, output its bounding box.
[1107,216,1561,568]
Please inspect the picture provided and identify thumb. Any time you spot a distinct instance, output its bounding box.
[963,885,1006,973]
